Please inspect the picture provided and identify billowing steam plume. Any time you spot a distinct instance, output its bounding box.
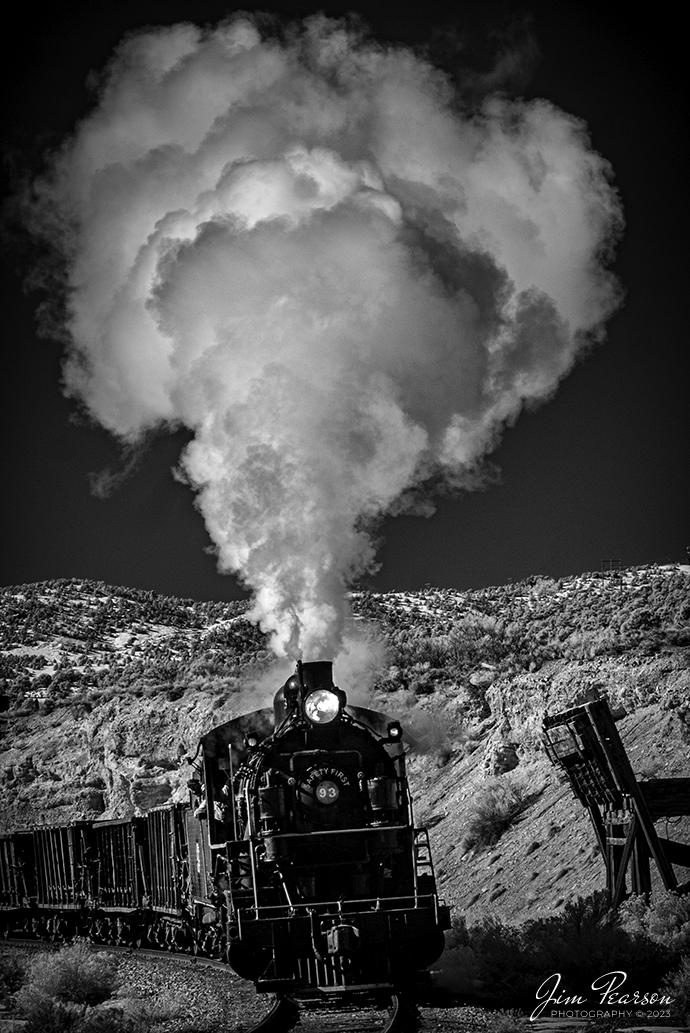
[28,16,622,659]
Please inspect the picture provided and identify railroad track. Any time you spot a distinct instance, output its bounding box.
[240,991,417,1033]
[296,997,415,1033]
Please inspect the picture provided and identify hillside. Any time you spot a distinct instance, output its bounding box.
[1,564,689,927]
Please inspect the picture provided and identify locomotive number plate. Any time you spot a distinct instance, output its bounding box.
[315,780,340,804]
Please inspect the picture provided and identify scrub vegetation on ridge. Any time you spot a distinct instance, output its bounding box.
[0,564,689,1025]
[1,564,687,710]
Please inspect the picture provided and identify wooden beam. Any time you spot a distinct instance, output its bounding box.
[586,800,608,857]
[655,836,690,867]
[543,699,690,904]
[632,834,651,897]
[611,815,639,909]
[584,702,678,892]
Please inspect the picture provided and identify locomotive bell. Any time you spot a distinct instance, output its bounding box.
[273,674,301,725]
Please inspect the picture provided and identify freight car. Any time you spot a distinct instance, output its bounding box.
[0,661,450,1031]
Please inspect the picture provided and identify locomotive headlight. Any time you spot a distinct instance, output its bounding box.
[304,689,341,724]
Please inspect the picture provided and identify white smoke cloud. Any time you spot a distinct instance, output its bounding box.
[28,15,622,659]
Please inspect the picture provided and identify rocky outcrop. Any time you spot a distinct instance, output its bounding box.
[482,740,519,776]
[481,646,690,752]
[0,688,273,830]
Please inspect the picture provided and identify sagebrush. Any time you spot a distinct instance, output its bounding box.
[662,955,690,1027]
[460,779,531,852]
[0,951,26,1004]
[16,942,123,1033]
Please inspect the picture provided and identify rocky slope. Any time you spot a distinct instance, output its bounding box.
[1,565,688,927]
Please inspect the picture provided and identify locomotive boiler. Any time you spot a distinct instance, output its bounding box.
[1,660,450,1031]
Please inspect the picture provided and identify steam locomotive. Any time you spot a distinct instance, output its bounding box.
[1,661,450,1030]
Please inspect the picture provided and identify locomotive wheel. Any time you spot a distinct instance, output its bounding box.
[247,994,299,1033]
[198,927,211,956]
[49,915,70,943]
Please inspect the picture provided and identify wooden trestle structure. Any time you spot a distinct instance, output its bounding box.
[543,698,690,908]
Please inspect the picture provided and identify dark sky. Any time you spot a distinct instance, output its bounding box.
[1,0,686,602]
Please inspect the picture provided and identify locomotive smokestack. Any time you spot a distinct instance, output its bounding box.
[299,661,335,693]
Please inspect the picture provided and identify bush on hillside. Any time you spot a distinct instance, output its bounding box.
[460,779,531,852]
[366,568,690,712]
[2,567,688,703]
[439,891,672,1009]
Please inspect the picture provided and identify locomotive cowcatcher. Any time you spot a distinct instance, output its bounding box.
[189,659,450,1025]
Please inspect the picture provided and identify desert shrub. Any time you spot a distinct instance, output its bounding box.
[438,893,669,1009]
[15,945,186,1033]
[14,944,149,1033]
[521,892,667,990]
[440,917,524,1004]
[0,951,26,1004]
[461,780,530,852]
[18,995,136,1033]
[620,890,690,956]
[17,943,119,1012]
[436,918,484,996]
[462,917,534,1003]
[440,915,538,1005]
[663,955,690,1027]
